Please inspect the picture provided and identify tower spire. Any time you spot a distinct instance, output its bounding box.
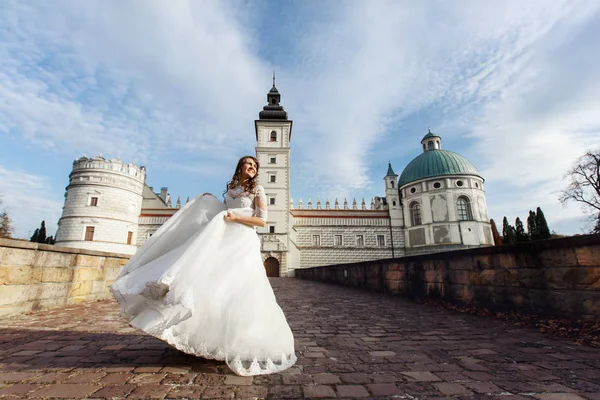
[258,75,288,120]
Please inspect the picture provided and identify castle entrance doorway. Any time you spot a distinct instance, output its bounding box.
[264,257,280,277]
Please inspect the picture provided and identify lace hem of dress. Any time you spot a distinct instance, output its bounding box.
[110,283,297,376]
[159,329,297,376]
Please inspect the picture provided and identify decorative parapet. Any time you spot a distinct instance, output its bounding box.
[72,155,146,183]
[293,196,378,210]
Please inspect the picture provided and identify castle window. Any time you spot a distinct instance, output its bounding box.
[377,235,385,246]
[390,181,395,188]
[84,226,95,241]
[269,196,276,205]
[356,235,364,247]
[269,156,276,164]
[433,182,441,189]
[269,174,276,183]
[127,231,133,245]
[392,200,397,206]
[90,197,98,206]
[428,141,434,150]
[410,187,416,194]
[334,235,342,246]
[270,131,277,142]
[410,202,422,226]
[312,235,321,246]
[457,196,473,221]
[269,225,275,233]
[456,180,464,187]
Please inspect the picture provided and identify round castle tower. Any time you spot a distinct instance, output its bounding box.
[55,156,146,255]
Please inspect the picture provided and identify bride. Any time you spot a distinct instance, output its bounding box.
[110,156,297,376]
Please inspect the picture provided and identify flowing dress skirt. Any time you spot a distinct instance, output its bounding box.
[110,195,297,375]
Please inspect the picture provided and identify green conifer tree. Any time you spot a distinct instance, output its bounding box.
[515,217,528,242]
[37,220,47,244]
[30,228,39,242]
[536,207,551,240]
[527,210,540,240]
[502,217,516,244]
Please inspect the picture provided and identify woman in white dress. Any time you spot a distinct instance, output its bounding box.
[110,156,297,376]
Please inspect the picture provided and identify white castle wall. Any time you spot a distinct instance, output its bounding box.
[291,210,406,269]
[55,156,145,255]
[137,213,177,246]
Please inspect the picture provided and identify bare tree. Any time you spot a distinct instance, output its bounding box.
[0,199,14,238]
[560,149,600,232]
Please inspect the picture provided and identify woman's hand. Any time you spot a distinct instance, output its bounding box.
[223,210,238,223]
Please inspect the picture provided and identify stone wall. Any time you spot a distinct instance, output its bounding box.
[295,234,600,319]
[0,238,130,317]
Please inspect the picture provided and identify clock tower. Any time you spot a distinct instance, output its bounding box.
[255,76,294,277]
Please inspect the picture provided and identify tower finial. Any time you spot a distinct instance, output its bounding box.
[273,71,276,87]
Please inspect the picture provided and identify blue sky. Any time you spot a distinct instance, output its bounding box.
[1,0,600,238]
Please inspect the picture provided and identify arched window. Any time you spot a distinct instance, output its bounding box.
[390,180,395,188]
[410,202,422,225]
[457,196,473,221]
[427,141,434,150]
[270,131,277,142]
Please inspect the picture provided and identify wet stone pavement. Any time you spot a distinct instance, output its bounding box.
[1,279,600,399]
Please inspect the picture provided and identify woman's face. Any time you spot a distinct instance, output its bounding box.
[240,158,257,179]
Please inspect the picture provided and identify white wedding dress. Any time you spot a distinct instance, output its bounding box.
[110,185,297,376]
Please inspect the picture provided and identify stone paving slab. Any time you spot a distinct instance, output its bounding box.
[0,279,599,399]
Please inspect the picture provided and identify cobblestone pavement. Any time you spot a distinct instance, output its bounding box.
[1,279,600,399]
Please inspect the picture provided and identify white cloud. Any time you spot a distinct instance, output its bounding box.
[279,1,597,194]
[0,1,270,163]
[0,165,63,239]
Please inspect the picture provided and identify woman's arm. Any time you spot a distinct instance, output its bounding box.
[224,212,266,227]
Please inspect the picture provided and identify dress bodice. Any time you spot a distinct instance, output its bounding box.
[224,185,268,222]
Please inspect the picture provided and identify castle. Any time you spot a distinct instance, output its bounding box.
[55,81,493,276]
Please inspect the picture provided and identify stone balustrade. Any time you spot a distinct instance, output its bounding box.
[295,234,600,319]
[0,238,130,317]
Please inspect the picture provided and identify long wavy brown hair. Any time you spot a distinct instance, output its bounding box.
[224,156,260,197]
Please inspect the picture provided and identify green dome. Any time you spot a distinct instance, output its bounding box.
[399,149,481,187]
